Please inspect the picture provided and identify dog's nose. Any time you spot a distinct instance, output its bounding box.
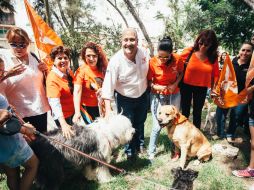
[157,118,162,123]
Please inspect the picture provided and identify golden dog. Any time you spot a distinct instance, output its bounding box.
[157,105,212,168]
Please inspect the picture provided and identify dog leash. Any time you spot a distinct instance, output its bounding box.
[35,131,127,174]
[15,113,171,189]
[14,112,126,174]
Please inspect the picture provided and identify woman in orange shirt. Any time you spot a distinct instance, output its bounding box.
[147,37,184,160]
[180,29,219,129]
[73,42,108,124]
[46,46,75,139]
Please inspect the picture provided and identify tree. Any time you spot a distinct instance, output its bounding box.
[0,0,15,15]
[183,0,211,39]
[34,0,122,70]
[43,0,51,28]
[197,0,254,54]
[156,0,187,50]
[242,0,254,9]
[105,0,129,27]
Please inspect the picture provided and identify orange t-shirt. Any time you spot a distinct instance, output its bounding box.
[147,53,184,95]
[74,64,104,107]
[181,47,219,88]
[46,71,75,118]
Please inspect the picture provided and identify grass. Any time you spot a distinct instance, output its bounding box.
[0,112,249,190]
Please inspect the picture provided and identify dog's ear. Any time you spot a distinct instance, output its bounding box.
[171,167,182,178]
[189,170,199,181]
[171,106,180,119]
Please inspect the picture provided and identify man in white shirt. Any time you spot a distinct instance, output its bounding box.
[102,28,149,160]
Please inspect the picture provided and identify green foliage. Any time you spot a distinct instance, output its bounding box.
[196,0,254,54]
[61,23,121,70]
[34,0,122,71]
[156,0,186,50]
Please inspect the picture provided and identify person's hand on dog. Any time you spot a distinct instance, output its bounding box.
[0,109,12,126]
[21,123,36,142]
[61,123,75,139]
[38,61,48,74]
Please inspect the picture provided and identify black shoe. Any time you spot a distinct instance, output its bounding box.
[127,154,137,162]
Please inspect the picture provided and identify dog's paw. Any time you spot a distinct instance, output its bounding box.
[193,160,201,166]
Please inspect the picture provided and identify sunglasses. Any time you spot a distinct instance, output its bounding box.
[198,41,210,47]
[9,43,27,49]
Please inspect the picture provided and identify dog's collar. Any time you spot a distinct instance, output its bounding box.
[172,114,188,125]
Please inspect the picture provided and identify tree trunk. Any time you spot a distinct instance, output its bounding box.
[52,11,65,31]
[105,0,129,27]
[123,0,154,56]
[242,0,254,9]
[55,0,70,28]
[43,0,52,28]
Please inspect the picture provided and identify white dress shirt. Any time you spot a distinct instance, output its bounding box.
[102,48,149,100]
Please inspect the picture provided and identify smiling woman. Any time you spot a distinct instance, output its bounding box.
[73,42,108,124]
[46,46,75,139]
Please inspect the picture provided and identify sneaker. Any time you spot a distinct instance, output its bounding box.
[148,153,155,160]
[232,168,254,178]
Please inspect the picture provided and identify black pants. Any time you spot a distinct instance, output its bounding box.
[116,90,148,156]
[180,83,207,129]
[23,112,47,133]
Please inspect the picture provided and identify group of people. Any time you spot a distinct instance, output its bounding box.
[0,25,254,190]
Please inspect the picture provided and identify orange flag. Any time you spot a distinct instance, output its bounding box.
[24,0,63,68]
[212,53,248,108]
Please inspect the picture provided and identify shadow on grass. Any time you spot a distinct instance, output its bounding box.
[111,157,151,175]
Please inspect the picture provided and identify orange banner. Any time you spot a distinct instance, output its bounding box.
[24,0,63,67]
[212,53,248,108]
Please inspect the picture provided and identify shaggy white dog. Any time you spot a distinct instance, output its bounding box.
[31,114,135,189]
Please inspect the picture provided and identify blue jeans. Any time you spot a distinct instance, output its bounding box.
[148,93,181,156]
[227,104,248,137]
[216,107,229,138]
[216,104,248,138]
[116,90,148,156]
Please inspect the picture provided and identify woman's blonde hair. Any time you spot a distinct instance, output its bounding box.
[6,27,31,44]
